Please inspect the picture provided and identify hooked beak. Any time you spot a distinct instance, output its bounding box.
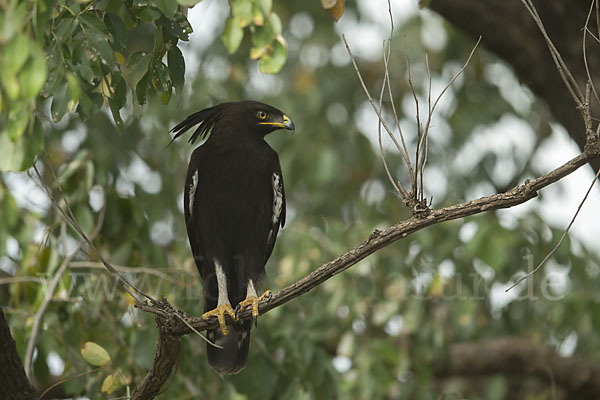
[259,114,295,133]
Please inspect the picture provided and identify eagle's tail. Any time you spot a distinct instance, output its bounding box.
[206,321,251,375]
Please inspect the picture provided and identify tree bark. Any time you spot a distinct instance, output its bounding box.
[429,0,600,173]
[435,337,600,399]
[130,300,182,400]
[0,308,36,400]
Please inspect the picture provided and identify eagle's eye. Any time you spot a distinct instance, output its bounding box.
[257,111,268,120]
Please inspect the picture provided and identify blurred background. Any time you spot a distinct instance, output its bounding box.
[2,0,600,398]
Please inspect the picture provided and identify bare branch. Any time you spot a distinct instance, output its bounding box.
[24,205,105,379]
[506,164,600,291]
[435,337,600,397]
[520,0,584,108]
[141,142,600,337]
[583,0,600,106]
[32,161,155,304]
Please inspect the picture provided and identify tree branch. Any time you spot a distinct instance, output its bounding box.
[130,300,182,400]
[428,0,600,175]
[0,309,36,400]
[435,337,600,398]
[24,206,105,379]
[139,140,600,337]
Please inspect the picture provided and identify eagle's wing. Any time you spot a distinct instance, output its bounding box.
[264,166,286,263]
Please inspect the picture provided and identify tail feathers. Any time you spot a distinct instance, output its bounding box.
[206,322,251,375]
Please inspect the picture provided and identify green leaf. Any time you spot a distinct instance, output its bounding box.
[126,51,152,88]
[0,117,43,172]
[252,3,265,26]
[155,0,179,18]
[66,72,81,104]
[80,12,110,36]
[162,14,193,42]
[75,206,95,234]
[6,102,29,141]
[101,374,119,394]
[0,2,27,42]
[18,46,47,99]
[54,17,77,41]
[72,43,96,85]
[161,85,172,104]
[269,12,282,36]
[222,16,244,54]
[1,74,19,100]
[105,13,128,50]
[258,36,287,74]
[112,74,127,109]
[251,19,274,48]
[51,82,70,122]
[109,97,124,129]
[2,34,30,77]
[177,0,201,5]
[167,46,185,93]
[231,0,253,27]
[132,2,163,24]
[87,29,117,66]
[136,72,150,105]
[0,132,25,171]
[257,0,272,14]
[81,341,111,366]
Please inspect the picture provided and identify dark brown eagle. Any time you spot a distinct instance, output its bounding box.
[170,100,294,374]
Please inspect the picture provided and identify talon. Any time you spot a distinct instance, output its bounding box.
[235,289,272,324]
[234,303,242,320]
[202,304,236,336]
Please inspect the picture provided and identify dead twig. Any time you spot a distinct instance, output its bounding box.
[32,160,155,304]
[24,205,105,379]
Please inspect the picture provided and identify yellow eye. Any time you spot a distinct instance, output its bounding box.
[257,111,267,120]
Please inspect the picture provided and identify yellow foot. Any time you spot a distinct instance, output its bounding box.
[202,304,236,336]
[235,290,273,327]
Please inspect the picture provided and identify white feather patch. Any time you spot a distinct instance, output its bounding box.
[271,172,283,226]
[214,258,229,306]
[188,169,199,216]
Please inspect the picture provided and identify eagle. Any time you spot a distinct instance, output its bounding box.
[170,101,294,374]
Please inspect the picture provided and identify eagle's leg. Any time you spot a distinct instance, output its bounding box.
[235,279,272,327]
[202,260,236,335]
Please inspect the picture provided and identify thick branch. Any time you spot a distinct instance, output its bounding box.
[0,309,36,400]
[130,300,181,400]
[435,337,600,398]
[139,139,600,336]
[429,0,600,174]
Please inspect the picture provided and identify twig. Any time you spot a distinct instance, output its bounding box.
[0,276,45,285]
[24,206,105,379]
[505,0,598,291]
[378,40,409,199]
[39,366,107,400]
[583,0,600,107]
[341,34,413,198]
[32,161,155,304]
[68,261,190,286]
[505,165,600,292]
[382,0,414,185]
[174,313,222,349]
[520,0,584,109]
